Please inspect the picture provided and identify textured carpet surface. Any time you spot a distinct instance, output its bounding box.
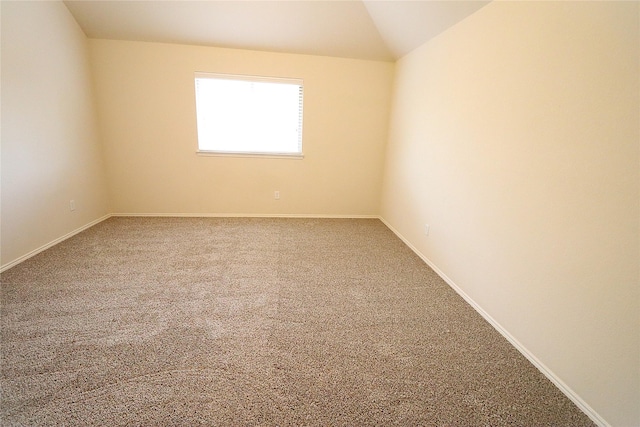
[1,217,594,426]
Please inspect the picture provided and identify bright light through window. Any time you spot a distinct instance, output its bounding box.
[195,73,303,156]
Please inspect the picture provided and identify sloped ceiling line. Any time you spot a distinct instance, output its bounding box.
[362,0,491,59]
[64,1,491,61]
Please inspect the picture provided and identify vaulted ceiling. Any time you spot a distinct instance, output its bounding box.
[64,1,491,61]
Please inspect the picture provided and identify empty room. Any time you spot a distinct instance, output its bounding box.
[1,1,638,426]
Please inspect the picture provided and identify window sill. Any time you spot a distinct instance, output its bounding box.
[197,150,304,159]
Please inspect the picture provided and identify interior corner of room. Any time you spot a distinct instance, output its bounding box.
[1,1,638,426]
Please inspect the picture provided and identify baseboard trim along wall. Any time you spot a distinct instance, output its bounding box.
[110,213,381,219]
[0,213,378,272]
[378,217,610,427]
[0,214,112,273]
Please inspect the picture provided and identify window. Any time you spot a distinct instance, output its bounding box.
[194,72,304,157]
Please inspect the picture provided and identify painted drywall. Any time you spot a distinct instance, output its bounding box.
[380,2,639,426]
[89,39,394,216]
[1,1,109,268]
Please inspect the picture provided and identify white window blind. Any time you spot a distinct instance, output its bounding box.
[194,73,303,157]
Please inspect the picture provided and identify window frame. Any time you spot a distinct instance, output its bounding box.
[194,72,304,159]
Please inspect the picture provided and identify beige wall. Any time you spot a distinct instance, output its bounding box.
[89,39,394,216]
[1,1,109,268]
[380,2,639,426]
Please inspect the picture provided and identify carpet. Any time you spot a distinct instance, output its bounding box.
[1,217,595,426]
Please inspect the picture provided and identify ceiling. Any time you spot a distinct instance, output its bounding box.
[64,1,491,62]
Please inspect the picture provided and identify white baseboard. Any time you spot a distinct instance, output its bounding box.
[0,214,112,273]
[110,212,380,219]
[1,213,378,272]
[378,216,610,427]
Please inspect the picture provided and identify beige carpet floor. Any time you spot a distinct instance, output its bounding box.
[1,217,595,426]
